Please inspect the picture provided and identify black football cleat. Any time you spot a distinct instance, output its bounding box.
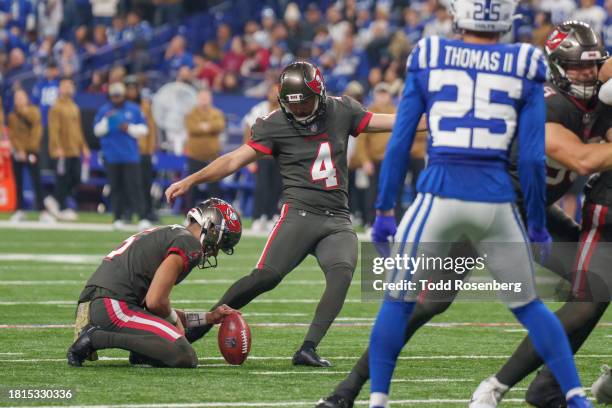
[315,394,354,408]
[525,368,566,408]
[67,324,97,367]
[292,347,331,367]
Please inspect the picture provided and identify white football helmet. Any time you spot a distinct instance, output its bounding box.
[449,0,519,33]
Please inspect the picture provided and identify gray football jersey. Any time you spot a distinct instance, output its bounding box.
[82,226,202,305]
[247,95,372,216]
[509,83,612,207]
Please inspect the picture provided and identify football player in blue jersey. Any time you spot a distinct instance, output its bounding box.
[365,1,592,407]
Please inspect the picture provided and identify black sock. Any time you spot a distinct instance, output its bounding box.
[303,265,353,347]
[301,340,315,350]
[334,348,369,400]
[332,300,452,401]
[496,301,608,387]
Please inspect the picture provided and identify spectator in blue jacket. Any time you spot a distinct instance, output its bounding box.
[31,61,60,128]
[163,35,193,78]
[93,82,151,230]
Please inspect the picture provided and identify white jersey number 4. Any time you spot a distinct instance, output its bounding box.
[311,141,338,188]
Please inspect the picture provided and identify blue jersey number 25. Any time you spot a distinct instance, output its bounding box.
[428,69,522,151]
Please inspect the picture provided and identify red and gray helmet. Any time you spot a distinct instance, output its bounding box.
[187,198,242,268]
[278,61,327,126]
[545,21,609,100]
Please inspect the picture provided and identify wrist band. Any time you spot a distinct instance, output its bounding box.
[185,312,208,328]
[165,309,178,324]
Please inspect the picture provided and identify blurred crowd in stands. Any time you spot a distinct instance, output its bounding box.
[1,0,610,229]
[2,0,611,99]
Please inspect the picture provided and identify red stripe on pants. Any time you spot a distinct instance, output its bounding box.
[256,204,289,269]
[572,204,607,300]
[103,298,181,342]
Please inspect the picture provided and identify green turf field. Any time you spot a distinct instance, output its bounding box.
[0,223,609,407]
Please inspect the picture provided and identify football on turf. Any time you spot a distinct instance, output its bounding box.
[218,313,251,365]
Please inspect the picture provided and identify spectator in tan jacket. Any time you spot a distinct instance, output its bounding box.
[242,86,282,232]
[184,88,225,206]
[7,90,49,222]
[126,77,158,221]
[44,78,90,221]
[358,83,427,222]
[356,83,397,225]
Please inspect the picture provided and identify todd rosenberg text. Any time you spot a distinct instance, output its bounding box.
[372,279,523,293]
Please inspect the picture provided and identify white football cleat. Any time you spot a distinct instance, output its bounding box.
[43,196,61,217]
[137,219,152,230]
[58,208,78,221]
[39,211,57,223]
[469,376,509,408]
[10,210,26,222]
[250,216,268,233]
[113,220,126,230]
[592,364,612,404]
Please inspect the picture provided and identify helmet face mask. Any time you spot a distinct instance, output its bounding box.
[186,198,242,269]
[545,21,609,101]
[278,61,326,127]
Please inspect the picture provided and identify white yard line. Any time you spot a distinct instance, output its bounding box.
[0,254,100,264]
[1,322,610,329]
[0,398,560,408]
[0,220,370,240]
[0,299,366,306]
[2,355,610,363]
[251,373,474,381]
[0,279,329,286]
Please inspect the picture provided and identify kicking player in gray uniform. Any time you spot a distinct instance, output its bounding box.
[66,198,241,368]
[166,61,395,366]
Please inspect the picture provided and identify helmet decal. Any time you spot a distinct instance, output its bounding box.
[306,69,323,95]
[287,93,304,102]
[580,50,603,60]
[278,61,327,127]
[546,29,569,52]
[545,21,609,100]
[186,198,242,268]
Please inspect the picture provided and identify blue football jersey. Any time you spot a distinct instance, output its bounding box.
[376,36,549,229]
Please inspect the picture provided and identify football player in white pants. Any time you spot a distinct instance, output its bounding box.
[366,1,592,407]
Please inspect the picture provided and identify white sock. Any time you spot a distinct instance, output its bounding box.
[369,392,389,408]
[490,376,509,392]
[566,387,586,400]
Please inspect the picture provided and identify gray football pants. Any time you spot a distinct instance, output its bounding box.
[187,203,358,347]
[88,297,197,368]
